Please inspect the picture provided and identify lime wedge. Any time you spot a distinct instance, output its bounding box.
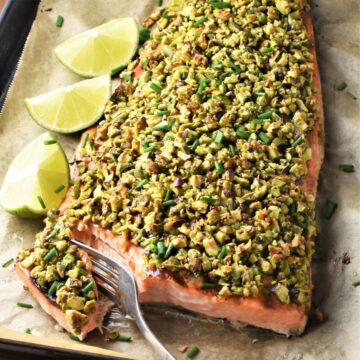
[0,133,69,218]
[25,74,111,134]
[54,17,139,77]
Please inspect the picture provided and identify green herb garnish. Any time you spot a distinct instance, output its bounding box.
[335,81,347,91]
[186,346,200,359]
[135,179,149,190]
[54,184,65,193]
[193,16,206,27]
[339,164,355,173]
[43,248,57,262]
[1,258,14,268]
[324,200,338,220]
[55,15,64,27]
[37,195,46,209]
[17,302,33,309]
[150,82,163,93]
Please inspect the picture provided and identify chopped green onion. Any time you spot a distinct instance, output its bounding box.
[197,79,210,95]
[164,189,172,202]
[255,92,266,96]
[229,144,236,155]
[55,15,64,27]
[156,110,171,116]
[122,74,132,82]
[157,241,165,256]
[43,139,57,145]
[324,200,338,220]
[164,243,174,259]
[258,72,264,80]
[48,281,59,297]
[112,65,125,75]
[1,258,14,268]
[161,10,174,19]
[257,110,274,119]
[200,282,216,289]
[259,132,271,145]
[217,245,227,259]
[25,328,31,334]
[336,81,347,91]
[186,346,200,359]
[83,280,94,294]
[214,160,224,175]
[139,28,151,43]
[209,1,231,9]
[136,179,149,190]
[17,302,33,309]
[117,334,133,342]
[69,179,75,186]
[153,118,175,132]
[153,124,168,132]
[252,119,266,125]
[69,334,81,342]
[236,129,251,140]
[46,228,60,241]
[152,101,160,108]
[43,248,57,262]
[110,153,118,163]
[214,130,225,144]
[219,71,231,81]
[339,164,355,173]
[352,280,360,287]
[162,199,175,207]
[261,46,273,55]
[150,82,163,93]
[142,141,150,149]
[193,16,206,27]
[190,138,200,152]
[144,144,157,152]
[81,133,89,148]
[156,0,163,6]
[201,196,215,205]
[211,63,224,70]
[291,137,303,147]
[346,91,357,100]
[54,184,65,193]
[37,195,46,209]
[229,61,241,74]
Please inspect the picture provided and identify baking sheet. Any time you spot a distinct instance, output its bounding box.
[0,0,359,359]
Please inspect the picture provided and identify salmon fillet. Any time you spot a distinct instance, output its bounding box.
[16,0,324,338]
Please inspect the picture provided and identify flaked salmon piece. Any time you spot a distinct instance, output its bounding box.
[15,262,113,341]
[16,1,324,339]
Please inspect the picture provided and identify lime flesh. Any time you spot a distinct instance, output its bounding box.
[54,17,139,77]
[0,133,69,218]
[25,74,111,134]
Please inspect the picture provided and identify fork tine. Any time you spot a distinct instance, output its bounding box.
[95,280,120,305]
[92,265,118,290]
[90,257,118,279]
[71,239,125,274]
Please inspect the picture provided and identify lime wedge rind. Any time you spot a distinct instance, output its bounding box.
[54,17,139,78]
[0,133,69,218]
[24,74,111,134]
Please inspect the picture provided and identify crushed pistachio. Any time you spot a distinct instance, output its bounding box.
[19,0,318,307]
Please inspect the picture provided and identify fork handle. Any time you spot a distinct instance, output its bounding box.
[135,306,176,360]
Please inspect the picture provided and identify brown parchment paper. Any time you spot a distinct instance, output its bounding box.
[0,1,359,359]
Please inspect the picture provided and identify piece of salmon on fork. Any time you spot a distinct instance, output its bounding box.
[16,0,324,339]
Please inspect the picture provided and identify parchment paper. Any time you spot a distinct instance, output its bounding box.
[0,1,359,359]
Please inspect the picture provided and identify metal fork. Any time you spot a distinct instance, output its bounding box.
[71,239,176,360]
